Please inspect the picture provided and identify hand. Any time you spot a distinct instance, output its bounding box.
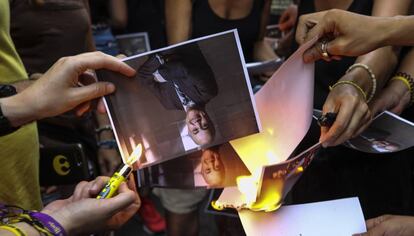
[353,215,414,236]
[295,9,387,63]
[278,4,298,33]
[369,78,411,116]
[98,148,122,176]
[320,81,371,147]
[42,176,140,235]
[1,52,136,127]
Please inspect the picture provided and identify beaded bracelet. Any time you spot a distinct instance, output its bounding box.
[346,63,377,103]
[95,125,112,134]
[329,81,367,101]
[392,72,414,106]
[0,224,27,236]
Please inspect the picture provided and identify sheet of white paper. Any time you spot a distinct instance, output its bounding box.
[239,197,367,236]
[230,38,317,173]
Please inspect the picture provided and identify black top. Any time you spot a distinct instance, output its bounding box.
[89,0,110,25]
[192,0,264,62]
[292,0,373,109]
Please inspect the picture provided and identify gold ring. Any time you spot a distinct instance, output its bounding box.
[320,40,330,58]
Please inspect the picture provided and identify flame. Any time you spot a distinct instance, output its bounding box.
[126,143,142,166]
[235,167,283,212]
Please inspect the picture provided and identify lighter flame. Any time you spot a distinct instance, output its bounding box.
[126,143,142,166]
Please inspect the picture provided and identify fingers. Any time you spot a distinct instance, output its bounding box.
[321,100,354,147]
[70,52,136,77]
[102,182,138,216]
[333,103,370,145]
[90,176,110,195]
[366,215,392,230]
[72,181,89,201]
[353,111,372,138]
[295,15,318,45]
[97,98,108,114]
[70,82,116,105]
[75,102,91,116]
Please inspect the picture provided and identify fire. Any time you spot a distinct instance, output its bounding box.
[126,143,143,166]
[235,167,283,212]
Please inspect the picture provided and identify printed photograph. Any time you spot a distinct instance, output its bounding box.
[345,111,414,153]
[115,32,150,57]
[97,30,260,168]
[136,143,251,189]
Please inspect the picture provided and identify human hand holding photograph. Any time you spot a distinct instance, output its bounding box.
[96,30,260,168]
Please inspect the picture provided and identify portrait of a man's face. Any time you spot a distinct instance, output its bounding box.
[201,148,225,187]
[186,108,215,146]
[98,31,259,168]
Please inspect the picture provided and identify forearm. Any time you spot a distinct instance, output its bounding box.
[165,0,192,45]
[0,93,36,127]
[383,15,414,47]
[109,0,127,29]
[349,46,399,92]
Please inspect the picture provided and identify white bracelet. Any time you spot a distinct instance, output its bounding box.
[346,63,377,103]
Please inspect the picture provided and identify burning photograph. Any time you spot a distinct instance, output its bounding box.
[97,30,260,168]
[136,143,251,188]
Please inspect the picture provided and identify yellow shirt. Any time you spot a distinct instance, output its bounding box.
[0,0,41,210]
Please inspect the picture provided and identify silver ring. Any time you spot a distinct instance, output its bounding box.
[321,40,330,58]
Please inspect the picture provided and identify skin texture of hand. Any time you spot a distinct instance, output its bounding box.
[353,215,414,236]
[369,79,411,117]
[1,52,136,127]
[278,4,298,33]
[295,9,388,63]
[321,82,371,147]
[98,148,122,176]
[42,176,140,235]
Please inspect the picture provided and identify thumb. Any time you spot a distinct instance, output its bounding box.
[71,82,115,105]
[101,183,137,216]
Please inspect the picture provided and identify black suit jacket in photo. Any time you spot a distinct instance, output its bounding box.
[137,43,218,110]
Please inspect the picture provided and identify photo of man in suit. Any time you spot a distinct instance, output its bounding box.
[137,43,218,146]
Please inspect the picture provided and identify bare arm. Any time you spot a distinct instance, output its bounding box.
[165,0,193,45]
[109,0,127,30]
[369,47,414,116]
[348,0,410,94]
[83,0,96,52]
[253,0,278,62]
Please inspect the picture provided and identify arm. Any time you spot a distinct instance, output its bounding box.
[369,47,414,116]
[165,0,193,45]
[109,0,127,30]
[0,52,135,128]
[83,0,96,52]
[319,0,410,147]
[253,0,278,62]
[296,10,414,61]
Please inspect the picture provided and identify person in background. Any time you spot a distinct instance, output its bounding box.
[166,0,278,84]
[89,0,127,56]
[289,0,414,222]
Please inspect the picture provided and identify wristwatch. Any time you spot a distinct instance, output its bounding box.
[0,85,19,136]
